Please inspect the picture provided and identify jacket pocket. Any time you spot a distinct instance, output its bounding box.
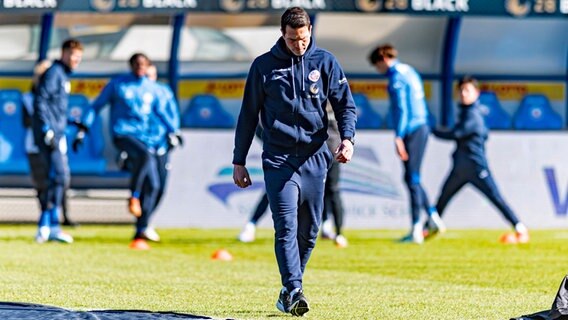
[298,111,324,134]
[268,112,297,147]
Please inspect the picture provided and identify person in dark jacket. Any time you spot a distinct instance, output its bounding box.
[32,39,83,244]
[24,60,78,230]
[431,76,529,244]
[322,103,348,248]
[369,43,445,244]
[232,7,357,316]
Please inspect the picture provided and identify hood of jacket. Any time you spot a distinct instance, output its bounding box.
[270,36,316,61]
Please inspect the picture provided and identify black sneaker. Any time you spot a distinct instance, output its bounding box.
[276,287,290,313]
[289,289,309,317]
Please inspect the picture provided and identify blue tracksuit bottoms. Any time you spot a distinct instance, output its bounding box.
[113,136,161,232]
[403,124,433,224]
[263,147,331,293]
[436,163,520,226]
[37,138,70,212]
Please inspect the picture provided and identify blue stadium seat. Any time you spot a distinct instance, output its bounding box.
[478,91,512,129]
[0,90,28,174]
[352,93,382,129]
[66,94,106,175]
[513,94,563,130]
[385,107,437,129]
[181,94,234,128]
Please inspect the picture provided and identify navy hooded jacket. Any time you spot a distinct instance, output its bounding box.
[232,37,357,165]
[32,60,72,139]
[433,100,489,168]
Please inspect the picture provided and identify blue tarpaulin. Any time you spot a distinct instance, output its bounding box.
[0,302,229,320]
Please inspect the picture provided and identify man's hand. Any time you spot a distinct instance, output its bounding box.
[233,164,252,188]
[71,120,89,133]
[395,137,408,161]
[167,132,184,149]
[44,129,56,149]
[72,129,85,152]
[334,139,354,163]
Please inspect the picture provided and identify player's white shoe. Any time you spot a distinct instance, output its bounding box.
[321,219,336,240]
[400,225,424,244]
[334,234,348,248]
[425,212,446,239]
[35,226,50,244]
[139,228,161,242]
[49,231,74,244]
[238,222,256,243]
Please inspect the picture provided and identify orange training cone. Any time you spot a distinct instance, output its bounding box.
[129,238,151,250]
[499,232,518,244]
[211,249,233,261]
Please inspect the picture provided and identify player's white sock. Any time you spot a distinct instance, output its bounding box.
[412,222,424,244]
[429,212,446,233]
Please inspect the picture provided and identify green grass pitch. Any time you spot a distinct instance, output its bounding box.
[0,225,565,319]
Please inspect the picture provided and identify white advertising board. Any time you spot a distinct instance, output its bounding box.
[153,130,568,229]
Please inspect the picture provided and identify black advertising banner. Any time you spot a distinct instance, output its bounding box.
[0,0,565,18]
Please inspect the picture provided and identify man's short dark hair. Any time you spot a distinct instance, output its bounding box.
[281,7,311,31]
[457,75,479,90]
[368,44,398,65]
[62,39,83,51]
[129,53,151,67]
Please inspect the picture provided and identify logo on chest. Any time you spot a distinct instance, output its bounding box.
[308,69,320,82]
[309,83,320,95]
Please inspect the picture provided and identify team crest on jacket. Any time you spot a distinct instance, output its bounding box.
[309,84,319,94]
[308,70,320,82]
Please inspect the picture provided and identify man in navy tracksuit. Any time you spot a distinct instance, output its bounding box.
[369,44,445,244]
[431,76,530,244]
[233,7,356,316]
[76,54,177,244]
[32,39,83,244]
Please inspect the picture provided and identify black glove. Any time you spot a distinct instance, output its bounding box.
[71,120,89,133]
[167,132,184,150]
[72,129,86,152]
[43,129,56,149]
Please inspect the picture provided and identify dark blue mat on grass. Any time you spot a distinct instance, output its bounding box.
[0,302,231,320]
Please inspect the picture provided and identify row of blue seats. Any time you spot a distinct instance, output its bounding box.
[0,89,563,175]
[183,93,564,130]
[0,90,106,175]
[479,92,563,130]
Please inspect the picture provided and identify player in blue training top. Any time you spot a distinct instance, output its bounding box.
[232,7,357,316]
[431,76,530,244]
[32,39,83,244]
[74,53,176,244]
[369,43,445,244]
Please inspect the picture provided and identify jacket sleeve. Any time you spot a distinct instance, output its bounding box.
[82,80,114,129]
[34,67,58,133]
[389,74,408,138]
[154,85,180,133]
[327,58,357,141]
[433,109,482,140]
[232,61,263,166]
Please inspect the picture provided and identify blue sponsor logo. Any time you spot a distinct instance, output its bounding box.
[207,146,400,205]
[544,167,568,216]
[207,153,265,205]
